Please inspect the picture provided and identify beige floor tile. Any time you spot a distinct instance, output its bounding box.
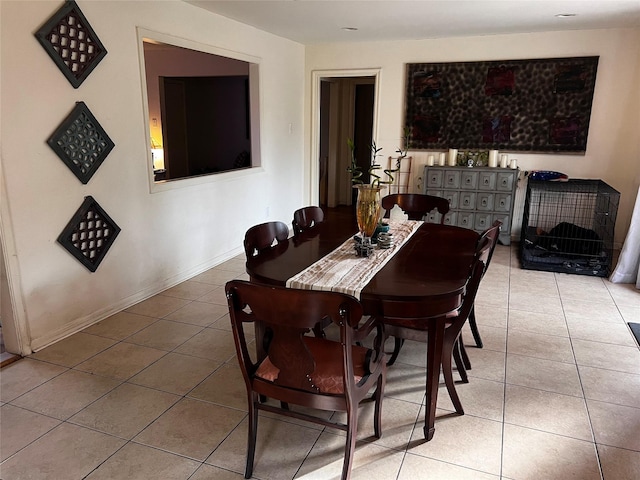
[82,311,158,340]
[464,348,506,383]
[125,294,191,318]
[508,309,568,337]
[124,319,203,351]
[502,424,601,480]
[29,332,116,367]
[174,328,238,362]
[509,270,558,290]
[207,416,321,478]
[461,324,506,352]
[572,338,640,374]
[295,431,405,480]
[566,317,637,346]
[391,338,426,368]
[475,284,509,308]
[215,257,246,272]
[135,398,246,461]
[504,385,592,440]
[0,404,61,461]
[0,423,125,480]
[0,358,67,402]
[509,281,560,298]
[164,301,229,327]
[509,292,563,315]
[437,377,505,422]
[557,279,613,302]
[160,280,217,300]
[398,453,500,480]
[85,442,200,479]
[194,285,228,305]
[130,352,220,395]
[587,399,640,451]
[506,354,582,397]
[408,407,503,475]
[258,398,334,431]
[69,383,179,439]
[605,283,640,306]
[561,297,624,324]
[383,362,427,405]
[617,303,640,323]
[579,366,640,408]
[507,330,574,363]
[190,464,246,480]
[75,342,167,380]
[187,363,247,410]
[11,369,121,420]
[597,444,640,480]
[192,268,242,286]
[472,304,508,329]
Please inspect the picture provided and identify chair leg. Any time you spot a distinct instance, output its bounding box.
[373,370,385,439]
[452,339,469,383]
[245,393,259,479]
[459,335,471,371]
[468,306,483,348]
[342,406,359,480]
[442,345,465,415]
[386,337,404,366]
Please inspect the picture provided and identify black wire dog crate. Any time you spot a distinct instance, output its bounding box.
[520,179,620,277]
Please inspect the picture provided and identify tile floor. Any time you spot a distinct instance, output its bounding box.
[1,246,639,479]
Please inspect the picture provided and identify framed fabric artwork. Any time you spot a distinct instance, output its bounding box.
[404,56,599,153]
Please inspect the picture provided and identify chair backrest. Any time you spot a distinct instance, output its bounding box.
[292,206,324,236]
[381,193,450,222]
[243,221,289,258]
[477,220,502,275]
[225,280,383,395]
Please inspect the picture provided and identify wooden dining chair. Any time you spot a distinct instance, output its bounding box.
[380,236,492,415]
[466,220,502,350]
[225,280,386,480]
[381,193,450,222]
[243,221,289,258]
[292,206,324,236]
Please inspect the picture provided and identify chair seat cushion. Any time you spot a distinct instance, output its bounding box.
[255,336,370,394]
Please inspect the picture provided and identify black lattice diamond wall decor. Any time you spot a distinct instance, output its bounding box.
[48,101,114,184]
[35,0,107,88]
[58,196,121,272]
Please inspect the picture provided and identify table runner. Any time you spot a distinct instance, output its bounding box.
[286,220,423,299]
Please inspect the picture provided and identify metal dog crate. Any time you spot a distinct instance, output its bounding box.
[520,179,619,277]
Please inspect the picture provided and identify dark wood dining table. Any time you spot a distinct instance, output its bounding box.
[245,216,479,441]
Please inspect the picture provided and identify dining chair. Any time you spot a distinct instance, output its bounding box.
[381,193,450,222]
[380,236,492,415]
[466,220,502,350]
[292,206,324,236]
[243,221,289,258]
[225,280,386,480]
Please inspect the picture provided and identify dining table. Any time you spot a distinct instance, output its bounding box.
[245,214,479,441]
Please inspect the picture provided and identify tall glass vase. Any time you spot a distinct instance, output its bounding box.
[355,184,381,256]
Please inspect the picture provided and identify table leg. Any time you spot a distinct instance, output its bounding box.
[424,317,446,441]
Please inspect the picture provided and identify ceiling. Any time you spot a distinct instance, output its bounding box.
[185,1,640,45]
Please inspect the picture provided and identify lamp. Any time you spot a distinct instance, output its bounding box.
[150,136,165,171]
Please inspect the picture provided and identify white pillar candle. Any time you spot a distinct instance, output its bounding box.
[488,150,498,168]
[499,154,508,168]
[447,148,458,166]
[438,152,446,166]
[426,154,435,166]
[510,158,518,169]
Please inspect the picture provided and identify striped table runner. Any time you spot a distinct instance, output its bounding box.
[286,220,423,299]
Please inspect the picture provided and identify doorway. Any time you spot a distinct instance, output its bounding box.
[310,69,380,209]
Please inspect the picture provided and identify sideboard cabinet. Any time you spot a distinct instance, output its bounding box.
[423,166,519,245]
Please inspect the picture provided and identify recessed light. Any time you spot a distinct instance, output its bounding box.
[341,27,358,31]
[555,13,577,18]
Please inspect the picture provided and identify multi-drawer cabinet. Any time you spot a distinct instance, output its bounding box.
[423,166,519,245]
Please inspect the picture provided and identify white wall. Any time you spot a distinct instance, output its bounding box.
[305,28,640,244]
[0,1,305,353]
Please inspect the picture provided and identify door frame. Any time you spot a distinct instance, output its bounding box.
[309,69,381,206]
